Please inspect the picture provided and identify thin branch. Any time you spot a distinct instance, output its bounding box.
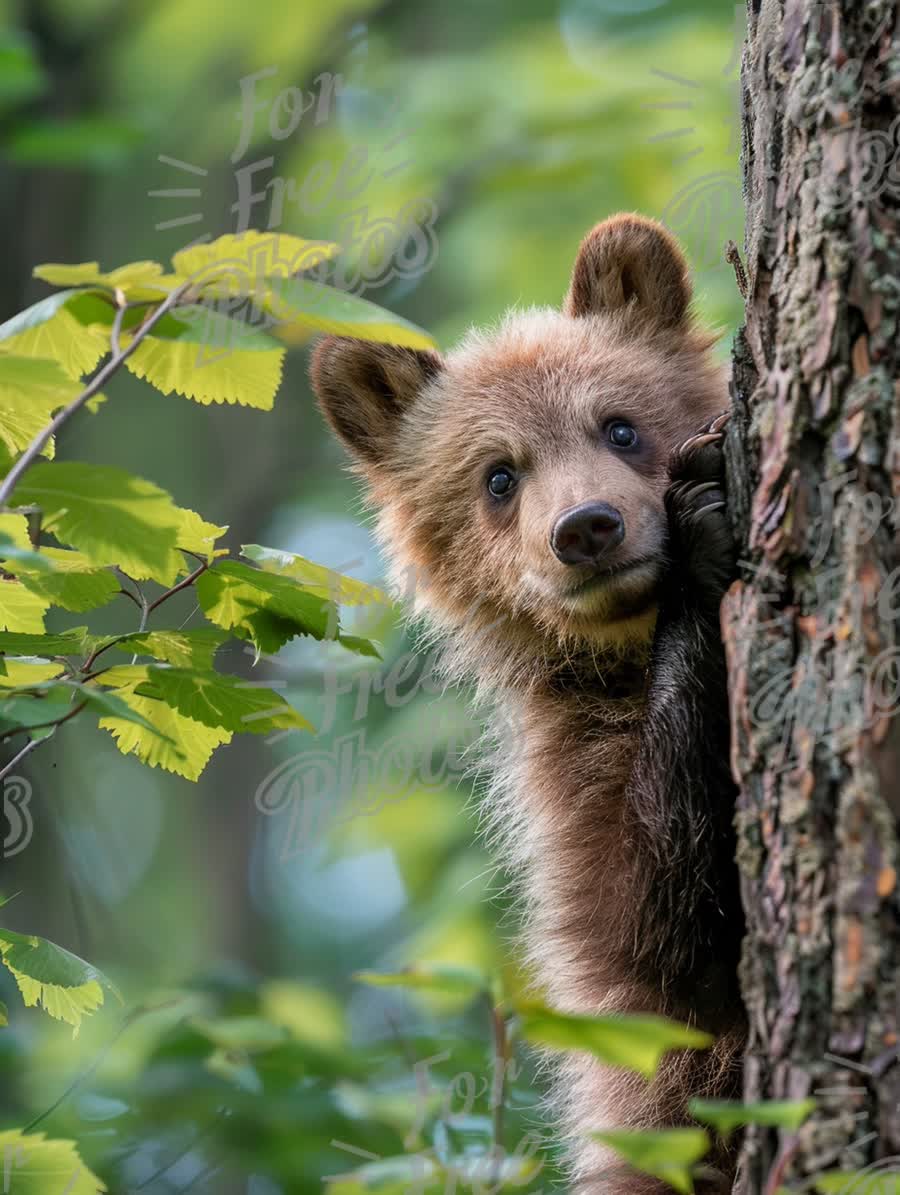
[0,731,53,783]
[109,298,127,358]
[147,560,210,614]
[0,282,190,509]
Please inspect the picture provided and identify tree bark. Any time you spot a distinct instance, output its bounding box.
[724,1,900,1189]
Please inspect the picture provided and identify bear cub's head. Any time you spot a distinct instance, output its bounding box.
[312,214,726,687]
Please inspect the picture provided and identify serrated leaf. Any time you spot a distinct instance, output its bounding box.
[171,230,337,285]
[689,1097,817,1137]
[196,559,336,652]
[98,688,231,781]
[8,547,118,612]
[102,628,226,669]
[242,543,389,607]
[33,259,168,296]
[336,633,382,660]
[0,1129,107,1193]
[269,278,437,350]
[0,927,116,1034]
[12,462,183,578]
[0,680,172,740]
[122,333,284,409]
[591,1129,710,1195]
[517,1001,713,1080]
[0,579,49,632]
[0,306,108,380]
[171,507,227,561]
[354,963,488,996]
[0,355,85,458]
[100,663,312,736]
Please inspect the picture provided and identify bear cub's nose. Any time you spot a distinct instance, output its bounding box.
[551,501,625,566]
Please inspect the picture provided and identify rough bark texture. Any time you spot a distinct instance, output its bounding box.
[725,1,900,1189]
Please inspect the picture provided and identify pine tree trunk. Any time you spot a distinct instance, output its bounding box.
[724,1,900,1189]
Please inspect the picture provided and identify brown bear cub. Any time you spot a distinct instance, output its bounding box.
[311,215,746,1193]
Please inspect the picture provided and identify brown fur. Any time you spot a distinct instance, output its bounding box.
[311,214,746,1192]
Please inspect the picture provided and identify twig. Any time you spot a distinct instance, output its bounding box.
[0,282,190,509]
[109,299,127,358]
[147,560,210,614]
[0,732,53,783]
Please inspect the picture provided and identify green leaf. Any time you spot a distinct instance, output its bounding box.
[0,354,84,457]
[196,559,337,652]
[517,1001,713,1079]
[0,305,109,380]
[0,660,63,688]
[0,1129,107,1194]
[267,278,437,350]
[122,333,284,409]
[101,628,226,669]
[591,1129,710,1195]
[815,1173,900,1195]
[0,927,116,1034]
[242,543,390,607]
[0,627,93,656]
[0,680,172,740]
[98,688,231,781]
[69,292,281,351]
[100,663,313,736]
[0,580,49,632]
[0,533,54,572]
[12,462,184,579]
[0,289,83,339]
[7,547,119,612]
[170,230,338,284]
[354,963,488,996]
[336,633,383,660]
[689,1097,817,1137]
[33,259,167,293]
[0,999,7,1025]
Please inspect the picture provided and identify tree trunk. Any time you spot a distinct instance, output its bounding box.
[724,1,900,1189]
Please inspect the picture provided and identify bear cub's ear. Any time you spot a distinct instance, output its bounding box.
[565,214,692,328]
[310,337,443,467]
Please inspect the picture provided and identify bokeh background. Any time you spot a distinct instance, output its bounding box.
[0,1,743,1191]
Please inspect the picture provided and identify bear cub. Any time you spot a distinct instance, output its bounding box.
[311,215,746,1194]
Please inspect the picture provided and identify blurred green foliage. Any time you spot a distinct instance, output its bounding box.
[0,0,743,1190]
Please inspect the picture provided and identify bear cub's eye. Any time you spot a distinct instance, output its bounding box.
[607,420,639,449]
[487,467,517,498]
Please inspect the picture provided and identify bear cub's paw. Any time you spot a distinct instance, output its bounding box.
[664,410,735,613]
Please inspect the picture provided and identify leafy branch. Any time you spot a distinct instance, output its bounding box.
[0,281,189,509]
